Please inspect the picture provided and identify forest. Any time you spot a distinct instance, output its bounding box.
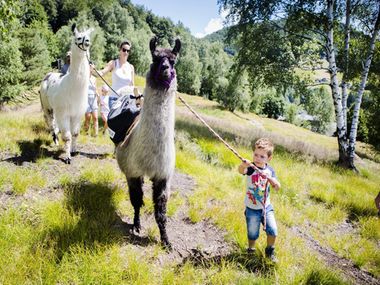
[1,0,379,168]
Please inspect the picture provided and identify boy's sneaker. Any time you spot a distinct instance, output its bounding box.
[247,247,256,254]
[265,246,278,263]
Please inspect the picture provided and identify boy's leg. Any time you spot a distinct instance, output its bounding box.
[245,207,261,252]
[265,209,278,262]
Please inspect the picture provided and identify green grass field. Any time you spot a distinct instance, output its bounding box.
[0,91,379,284]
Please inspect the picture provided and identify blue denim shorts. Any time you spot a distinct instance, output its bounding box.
[86,94,98,113]
[245,205,278,240]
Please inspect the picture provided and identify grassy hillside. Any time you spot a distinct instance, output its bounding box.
[0,90,379,284]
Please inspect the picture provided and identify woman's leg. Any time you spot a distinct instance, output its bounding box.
[101,113,108,132]
[84,112,91,135]
[92,111,98,136]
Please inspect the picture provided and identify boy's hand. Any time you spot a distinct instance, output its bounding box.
[238,158,251,174]
[242,159,251,168]
[267,176,281,191]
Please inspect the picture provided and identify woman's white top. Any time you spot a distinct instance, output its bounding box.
[111,59,133,98]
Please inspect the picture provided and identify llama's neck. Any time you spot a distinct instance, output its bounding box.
[69,45,90,80]
[138,84,176,138]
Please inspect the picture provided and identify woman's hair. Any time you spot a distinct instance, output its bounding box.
[119,40,131,49]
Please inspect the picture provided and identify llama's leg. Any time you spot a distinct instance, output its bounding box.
[127,177,144,233]
[61,130,72,164]
[152,178,171,249]
[43,109,59,145]
[70,116,81,155]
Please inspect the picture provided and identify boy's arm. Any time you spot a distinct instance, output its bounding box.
[267,176,281,191]
[238,159,251,175]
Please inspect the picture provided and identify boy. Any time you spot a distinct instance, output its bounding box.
[99,85,110,133]
[238,138,281,262]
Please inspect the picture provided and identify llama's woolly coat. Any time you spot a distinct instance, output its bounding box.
[40,55,89,124]
[116,80,176,181]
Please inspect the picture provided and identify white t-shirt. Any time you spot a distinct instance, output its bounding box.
[244,164,277,210]
[100,95,109,114]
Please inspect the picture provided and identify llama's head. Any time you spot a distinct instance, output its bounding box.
[71,23,93,52]
[148,36,181,90]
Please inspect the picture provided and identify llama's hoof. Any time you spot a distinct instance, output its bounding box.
[52,134,59,145]
[161,240,172,251]
[132,223,141,234]
[62,157,71,164]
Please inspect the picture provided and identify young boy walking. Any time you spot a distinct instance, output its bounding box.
[238,138,281,262]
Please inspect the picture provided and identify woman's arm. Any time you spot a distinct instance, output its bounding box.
[97,60,114,77]
[131,64,135,86]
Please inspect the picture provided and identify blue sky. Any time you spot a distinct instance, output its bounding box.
[130,0,227,38]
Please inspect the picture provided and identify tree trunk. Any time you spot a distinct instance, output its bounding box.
[341,0,351,137]
[348,6,380,169]
[326,0,350,167]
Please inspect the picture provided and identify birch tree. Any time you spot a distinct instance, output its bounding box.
[218,0,380,169]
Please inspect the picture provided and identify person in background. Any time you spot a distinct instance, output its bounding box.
[84,73,99,136]
[99,84,110,134]
[96,40,135,109]
[60,51,71,75]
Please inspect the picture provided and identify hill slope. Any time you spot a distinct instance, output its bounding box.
[0,94,379,284]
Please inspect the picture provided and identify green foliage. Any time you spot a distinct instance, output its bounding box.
[18,21,52,86]
[0,0,21,38]
[303,87,334,134]
[285,103,299,124]
[216,68,251,112]
[199,41,232,100]
[176,33,202,95]
[366,85,380,149]
[0,37,25,106]
[261,93,285,119]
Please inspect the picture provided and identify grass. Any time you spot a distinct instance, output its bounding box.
[0,92,379,283]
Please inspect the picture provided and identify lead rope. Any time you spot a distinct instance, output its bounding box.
[177,94,269,230]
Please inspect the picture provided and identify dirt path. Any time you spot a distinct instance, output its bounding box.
[291,226,380,285]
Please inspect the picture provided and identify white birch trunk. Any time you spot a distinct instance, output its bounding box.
[348,7,380,168]
[326,0,348,165]
[341,0,351,136]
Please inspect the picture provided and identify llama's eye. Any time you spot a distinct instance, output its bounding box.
[77,37,81,41]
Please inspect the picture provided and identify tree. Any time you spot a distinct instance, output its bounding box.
[218,0,380,169]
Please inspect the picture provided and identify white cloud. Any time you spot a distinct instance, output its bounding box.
[195,10,228,38]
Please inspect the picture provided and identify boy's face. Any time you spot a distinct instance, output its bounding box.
[253,148,271,168]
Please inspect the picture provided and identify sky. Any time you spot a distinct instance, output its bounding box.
[130,0,227,38]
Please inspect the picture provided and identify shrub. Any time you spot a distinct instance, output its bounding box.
[261,93,285,119]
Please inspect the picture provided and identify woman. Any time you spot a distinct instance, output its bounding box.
[97,40,135,109]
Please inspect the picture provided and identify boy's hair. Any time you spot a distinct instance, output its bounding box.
[254,138,274,157]
[101,85,109,92]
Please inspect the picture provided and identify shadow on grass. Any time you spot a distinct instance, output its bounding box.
[4,138,62,165]
[42,181,153,261]
[178,249,276,277]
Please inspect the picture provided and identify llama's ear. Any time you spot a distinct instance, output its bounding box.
[87,27,94,35]
[150,36,158,54]
[172,38,181,55]
[71,23,78,35]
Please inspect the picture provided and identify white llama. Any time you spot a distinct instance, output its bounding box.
[116,37,181,249]
[40,24,93,164]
